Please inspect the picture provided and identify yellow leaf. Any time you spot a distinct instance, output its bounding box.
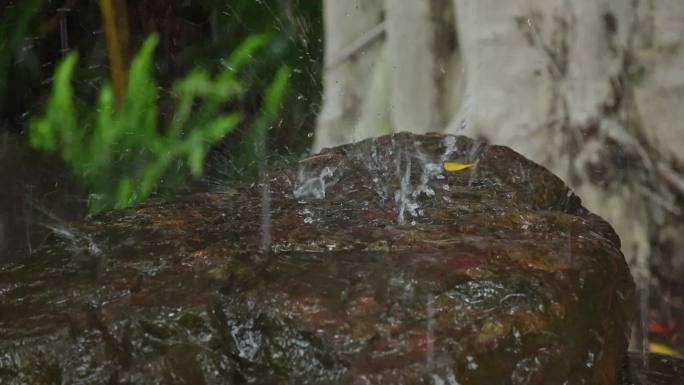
[648,342,681,357]
[443,162,475,172]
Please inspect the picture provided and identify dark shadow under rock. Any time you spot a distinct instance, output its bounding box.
[0,133,636,384]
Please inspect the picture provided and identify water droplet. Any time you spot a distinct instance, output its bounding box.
[586,351,595,368]
[466,355,479,370]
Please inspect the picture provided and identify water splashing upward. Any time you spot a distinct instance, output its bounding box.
[394,153,418,225]
[304,135,483,225]
[393,136,462,225]
[45,222,104,271]
[27,199,103,266]
[293,166,336,200]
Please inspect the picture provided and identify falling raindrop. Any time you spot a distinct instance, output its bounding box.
[466,356,478,370]
[426,293,435,369]
[58,8,70,55]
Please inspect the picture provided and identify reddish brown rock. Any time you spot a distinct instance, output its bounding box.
[0,133,635,384]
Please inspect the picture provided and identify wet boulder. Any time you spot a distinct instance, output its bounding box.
[0,133,635,384]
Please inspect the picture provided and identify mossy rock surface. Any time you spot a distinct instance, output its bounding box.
[0,133,635,384]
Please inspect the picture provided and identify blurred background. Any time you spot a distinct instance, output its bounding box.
[0,0,682,358]
[0,0,323,260]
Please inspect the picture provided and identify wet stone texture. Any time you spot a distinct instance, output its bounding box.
[0,133,636,384]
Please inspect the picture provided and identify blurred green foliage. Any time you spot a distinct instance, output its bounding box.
[0,0,322,150]
[0,0,320,215]
[194,0,323,165]
[30,33,290,213]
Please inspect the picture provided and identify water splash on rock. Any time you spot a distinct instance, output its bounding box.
[293,165,337,200]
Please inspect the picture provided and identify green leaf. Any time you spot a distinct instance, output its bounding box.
[28,32,285,213]
[225,33,270,71]
[29,52,79,158]
[115,178,134,209]
[262,66,291,121]
[121,34,159,140]
[204,113,242,142]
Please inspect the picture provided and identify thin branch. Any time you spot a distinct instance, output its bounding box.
[99,0,128,109]
[637,184,681,216]
[657,162,684,196]
[325,21,386,71]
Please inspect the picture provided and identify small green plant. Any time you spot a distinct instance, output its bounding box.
[30,34,290,213]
